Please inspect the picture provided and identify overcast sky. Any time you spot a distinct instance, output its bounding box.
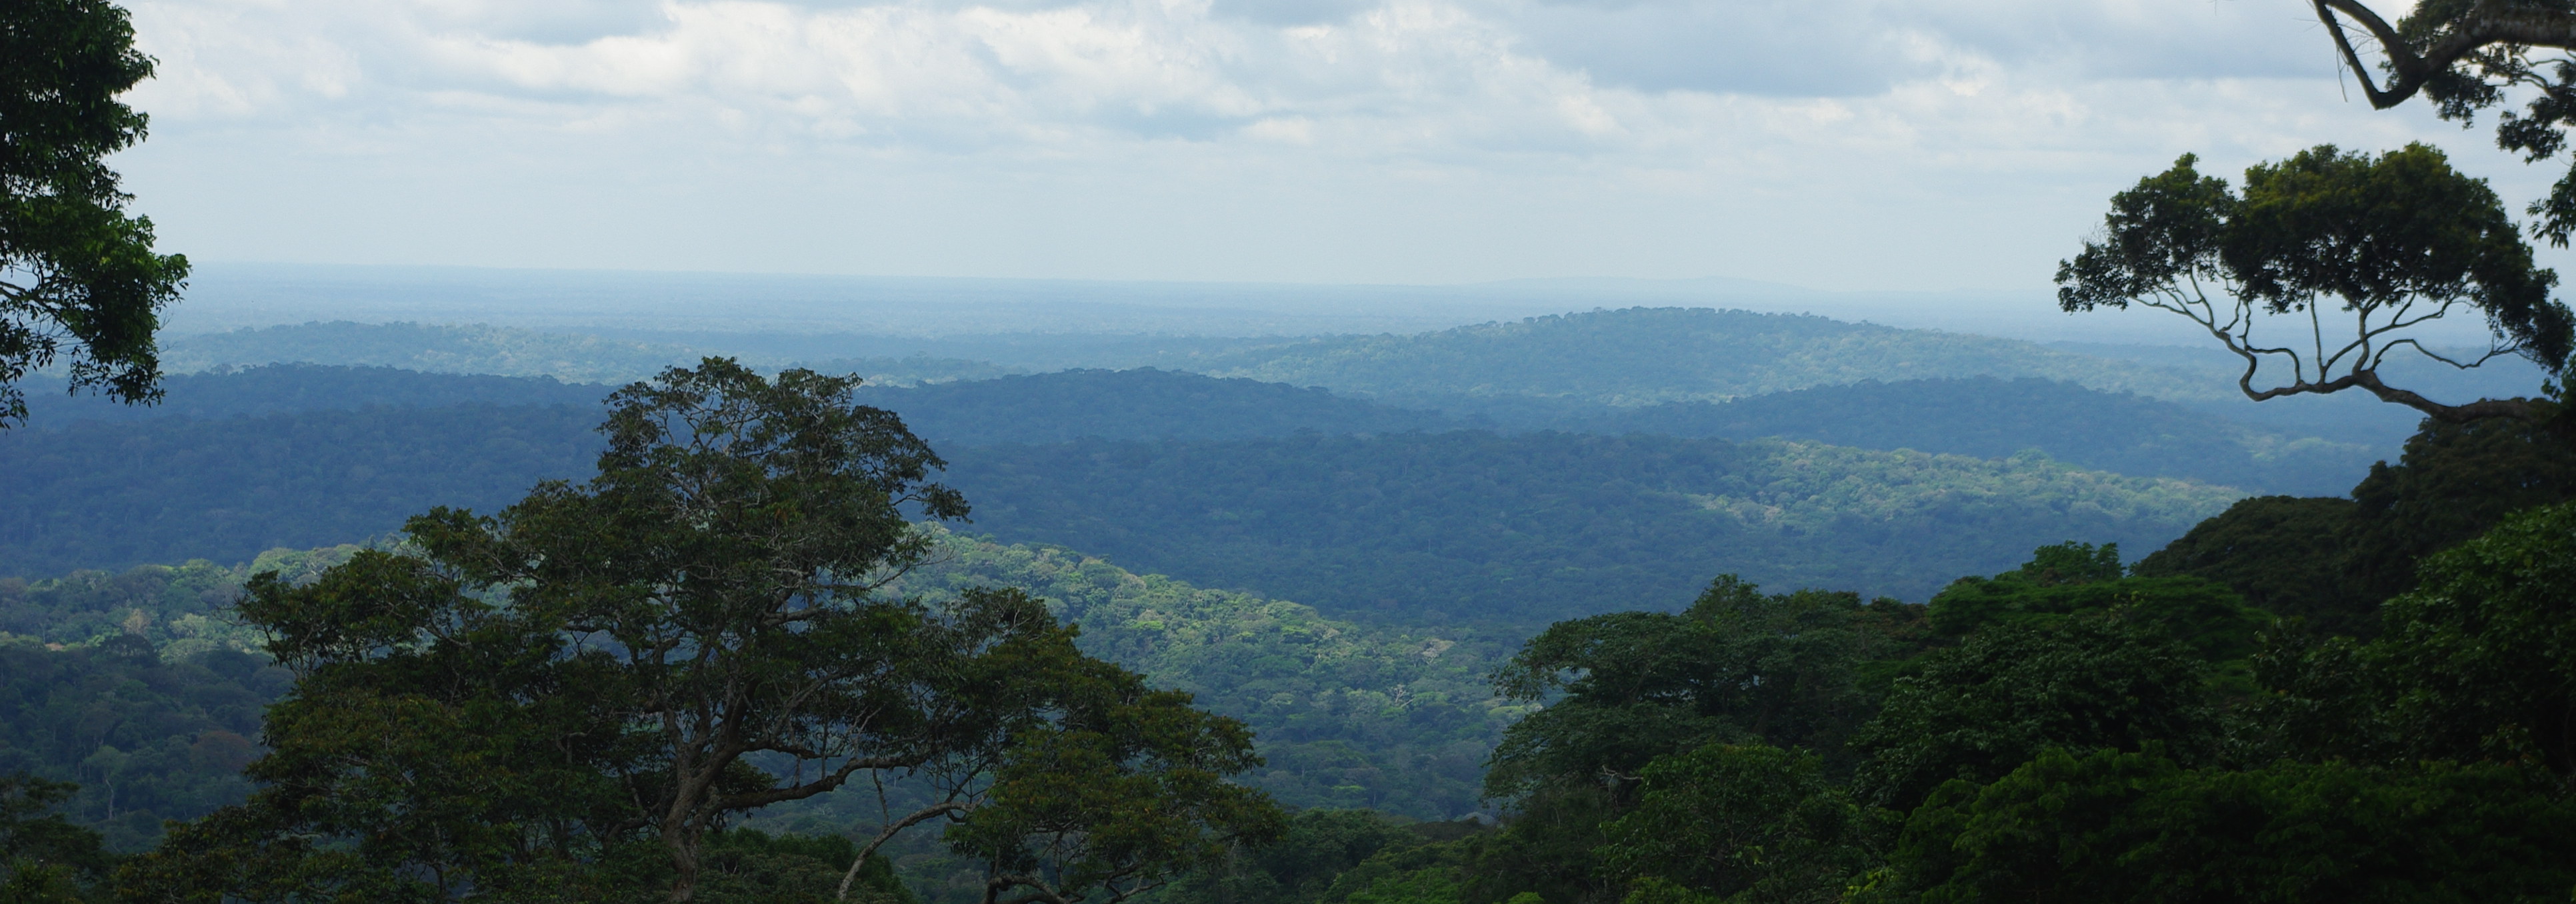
[111,0,2555,291]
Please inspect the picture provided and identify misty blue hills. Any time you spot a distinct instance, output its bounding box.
[3,305,2480,625]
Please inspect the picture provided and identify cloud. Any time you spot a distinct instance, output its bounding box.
[109,0,2556,290]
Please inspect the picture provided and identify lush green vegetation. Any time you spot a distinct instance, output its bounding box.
[891,527,1515,819]
[0,0,188,429]
[2136,408,2576,636]
[1161,517,2576,904]
[1195,308,2226,405]
[0,639,285,855]
[944,431,2238,623]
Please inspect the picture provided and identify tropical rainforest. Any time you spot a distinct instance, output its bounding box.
[9,17,2576,895]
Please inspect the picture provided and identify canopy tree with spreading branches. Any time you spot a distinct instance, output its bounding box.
[2056,143,2575,423]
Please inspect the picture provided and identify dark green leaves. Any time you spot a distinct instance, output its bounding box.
[0,772,111,903]
[1867,750,2576,904]
[2055,153,2234,313]
[1485,577,1925,803]
[0,0,188,427]
[1597,744,1892,904]
[1850,616,2223,813]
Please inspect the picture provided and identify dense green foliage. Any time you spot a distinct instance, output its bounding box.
[1,772,118,903]
[1195,308,2223,405]
[1863,750,2576,903]
[0,0,189,427]
[0,639,285,853]
[945,431,2237,622]
[890,527,1514,819]
[2253,500,2576,775]
[1597,745,1891,904]
[1,531,1505,840]
[2128,496,2357,630]
[1849,617,2223,813]
[2136,409,2576,636]
[1450,510,2576,903]
[1483,579,1929,799]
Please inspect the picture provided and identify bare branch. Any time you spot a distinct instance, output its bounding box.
[2315,0,2576,108]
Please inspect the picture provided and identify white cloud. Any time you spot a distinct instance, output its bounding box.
[107,0,2570,291]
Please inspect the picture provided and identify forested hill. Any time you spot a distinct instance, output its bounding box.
[14,365,607,425]
[1192,307,2225,404]
[0,403,2237,615]
[15,365,2369,496]
[942,431,2238,623]
[1,405,603,576]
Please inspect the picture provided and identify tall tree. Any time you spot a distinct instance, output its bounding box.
[0,0,187,427]
[119,360,1280,903]
[2057,145,2572,423]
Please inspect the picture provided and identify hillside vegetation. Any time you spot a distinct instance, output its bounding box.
[0,531,1505,850]
[944,431,2239,622]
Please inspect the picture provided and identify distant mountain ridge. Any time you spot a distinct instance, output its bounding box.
[15,365,2371,495]
[1191,307,2231,405]
[152,322,1014,387]
[940,431,2238,622]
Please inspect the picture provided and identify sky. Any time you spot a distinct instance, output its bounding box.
[111,0,2569,292]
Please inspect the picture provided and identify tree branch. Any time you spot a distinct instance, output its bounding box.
[836,801,971,901]
[2316,0,2576,108]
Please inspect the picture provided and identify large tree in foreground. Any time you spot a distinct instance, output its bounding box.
[0,0,188,427]
[119,360,1281,903]
[2057,144,2574,423]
